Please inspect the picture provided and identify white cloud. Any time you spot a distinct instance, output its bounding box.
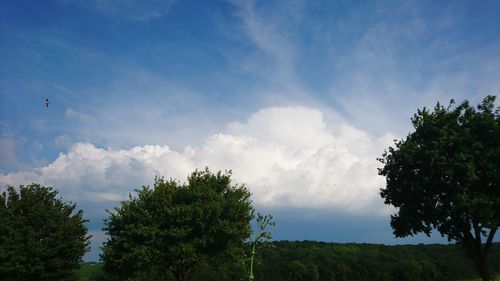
[0,106,395,215]
[227,106,334,150]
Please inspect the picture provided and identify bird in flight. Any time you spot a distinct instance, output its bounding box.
[45,98,49,108]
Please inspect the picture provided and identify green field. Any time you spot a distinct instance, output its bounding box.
[78,264,104,281]
[464,277,500,281]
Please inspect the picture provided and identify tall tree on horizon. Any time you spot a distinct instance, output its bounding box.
[378,96,499,281]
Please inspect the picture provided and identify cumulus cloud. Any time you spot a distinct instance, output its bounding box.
[0,106,395,215]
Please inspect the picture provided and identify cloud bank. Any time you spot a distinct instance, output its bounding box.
[0,106,395,215]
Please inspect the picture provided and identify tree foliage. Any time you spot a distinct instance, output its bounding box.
[82,241,500,281]
[0,184,90,281]
[101,168,254,281]
[378,96,499,280]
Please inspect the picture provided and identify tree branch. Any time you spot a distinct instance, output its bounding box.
[472,221,482,253]
[483,226,498,255]
[462,229,477,259]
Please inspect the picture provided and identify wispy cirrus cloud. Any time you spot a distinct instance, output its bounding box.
[227,0,500,137]
[228,0,310,97]
[330,14,500,135]
[65,108,95,122]
[60,0,177,21]
[0,124,29,172]
[0,138,22,172]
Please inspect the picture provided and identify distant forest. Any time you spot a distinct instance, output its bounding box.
[84,241,500,281]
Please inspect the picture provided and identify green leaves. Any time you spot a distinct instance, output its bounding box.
[0,184,90,281]
[379,96,499,280]
[101,168,254,281]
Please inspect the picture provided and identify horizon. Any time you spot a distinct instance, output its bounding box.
[1,0,499,262]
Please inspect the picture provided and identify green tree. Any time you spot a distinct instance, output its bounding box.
[0,184,90,281]
[378,96,499,281]
[101,169,254,281]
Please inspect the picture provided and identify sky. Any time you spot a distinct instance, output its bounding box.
[0,0,499,262]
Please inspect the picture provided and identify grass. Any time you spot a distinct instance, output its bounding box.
[78,264,103,281]
[463,277,500,281]
[78,264,499,281]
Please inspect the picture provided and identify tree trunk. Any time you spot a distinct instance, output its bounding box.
[176,267,192,281]
[463,227,497,281]
[472,255,492,281]
[176,271,187,281]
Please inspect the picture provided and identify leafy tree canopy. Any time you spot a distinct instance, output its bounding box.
[101,168,254,281]
[0,184,90,281]
[378,96,499,281]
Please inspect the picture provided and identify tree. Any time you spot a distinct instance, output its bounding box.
[378,96,499,281]
[101,168,254,281]
[0,184,90,281]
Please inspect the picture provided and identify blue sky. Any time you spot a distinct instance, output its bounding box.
[1,0,499,261]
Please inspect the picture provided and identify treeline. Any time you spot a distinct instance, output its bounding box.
[85,241,500,281]
[248,241,500,281]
